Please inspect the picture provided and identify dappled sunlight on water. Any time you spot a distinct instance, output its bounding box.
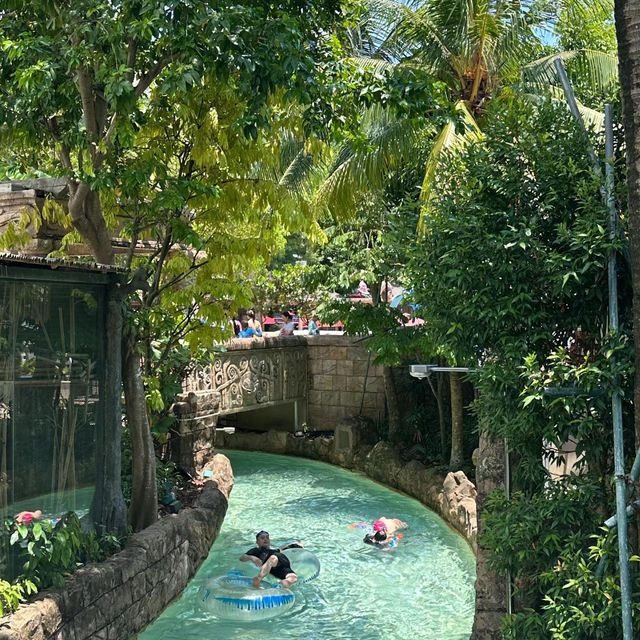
[139,450,475,640]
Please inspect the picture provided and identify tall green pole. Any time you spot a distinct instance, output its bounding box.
[605,103,633,639]
[554,58,633,639]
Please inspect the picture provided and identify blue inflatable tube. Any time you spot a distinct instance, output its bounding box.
[199,574,295,621]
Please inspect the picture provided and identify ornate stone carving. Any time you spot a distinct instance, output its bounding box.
[182,345,306,416]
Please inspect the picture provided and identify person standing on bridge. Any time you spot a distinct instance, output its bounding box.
[307,314,319,336]
[280,311,296,336]
[247,309,262,337]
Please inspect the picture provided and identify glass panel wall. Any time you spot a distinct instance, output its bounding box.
[0,274,104,527]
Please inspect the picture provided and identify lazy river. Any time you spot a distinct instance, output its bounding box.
[139,450,476,640]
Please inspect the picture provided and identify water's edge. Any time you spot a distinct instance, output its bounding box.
[0,431,477,640]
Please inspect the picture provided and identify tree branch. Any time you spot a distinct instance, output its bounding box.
[77,66,99,140]
[135,54,177,98]
[126,37,137,83]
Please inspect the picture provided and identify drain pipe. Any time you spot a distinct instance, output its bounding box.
[554,60,633,639]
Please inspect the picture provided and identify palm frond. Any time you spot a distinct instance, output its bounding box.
[349,56,397,76]
[522,50,618,91]
[570,49,619,91]
[279,145,315,191]
[549,0,613,22]
[418,101,481,234]
[316,111,425,219]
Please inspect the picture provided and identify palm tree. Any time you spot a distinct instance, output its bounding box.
[614,0,640,477]
[319,0,617,221]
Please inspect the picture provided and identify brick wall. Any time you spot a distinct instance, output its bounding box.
[305,335,385,429]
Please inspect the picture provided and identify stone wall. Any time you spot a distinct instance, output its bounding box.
[0,454,234,640]
[0,182,68,256]
[173,335,387,464]
[217,426,477,550]
[305,335,386,429]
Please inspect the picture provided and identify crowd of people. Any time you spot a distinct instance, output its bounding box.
[232,308,322,339]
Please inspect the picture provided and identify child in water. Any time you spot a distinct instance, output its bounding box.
[362,518,407,550]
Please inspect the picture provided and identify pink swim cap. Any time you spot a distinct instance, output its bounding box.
[373,520,386,532]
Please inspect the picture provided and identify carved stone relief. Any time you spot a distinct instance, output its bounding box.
[182,346,306,416]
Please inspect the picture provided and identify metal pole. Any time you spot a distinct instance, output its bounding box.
[553,64,633,638]
[553,60,602,178]
[605,102,633,639]
[505,438,512,615]
[605,500,640,528]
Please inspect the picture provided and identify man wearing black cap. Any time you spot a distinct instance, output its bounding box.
[240,530,303,588]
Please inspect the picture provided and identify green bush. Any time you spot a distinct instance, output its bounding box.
[0,578,36,617]
[6,512,117,589]
[0,512,123,616]
[501,532,640,640]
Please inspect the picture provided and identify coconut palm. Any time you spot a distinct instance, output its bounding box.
[316,0,617,221]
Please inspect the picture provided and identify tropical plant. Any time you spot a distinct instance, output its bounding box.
[313,0,618,222]
[1,512,122,591]
[0,0,365,533]
[404,95,633,638]
[0,578,35,618]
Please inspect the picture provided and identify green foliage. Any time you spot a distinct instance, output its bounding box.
[0,512,122,606]
[483,483,640,639]
[483,482,606,579]
[0,578,36,618]
[409,98,615,364]
[155,458,185,499]
[400,94,634,636]
[252,263,329,319]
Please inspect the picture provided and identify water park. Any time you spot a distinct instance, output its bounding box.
[1,1,640,639]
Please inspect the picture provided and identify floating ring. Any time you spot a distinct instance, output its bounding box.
[278,547,321,584]
[199,574,295,621]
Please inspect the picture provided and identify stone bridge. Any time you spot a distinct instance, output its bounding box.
[171,335,386,473]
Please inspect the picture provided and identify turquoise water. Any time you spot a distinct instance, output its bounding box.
[8,485,94,520]
[139,450,476,640]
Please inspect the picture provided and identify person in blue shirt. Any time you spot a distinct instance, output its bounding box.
[238,320,262,338]
[308,314,319,335]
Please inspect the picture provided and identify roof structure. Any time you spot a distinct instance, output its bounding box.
[0,251,127,274]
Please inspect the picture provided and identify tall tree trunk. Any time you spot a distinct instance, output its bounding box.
[68,186,115,265]
[616,0,640,454]
[123,328,158,531]
[471,431,507,640]
[449,371,464,468]
[384,366,402,441]
[426,371,448,461]
[614,0,640,554]
[437,372,448,462]
[90,286,127,535]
